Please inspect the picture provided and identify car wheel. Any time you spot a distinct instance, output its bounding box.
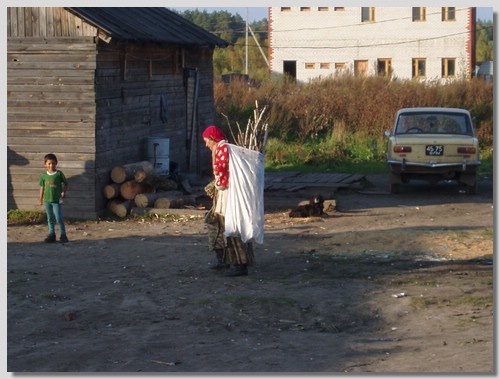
[466,181,478,195]
[460,173,478,195]
[389,173,401,194]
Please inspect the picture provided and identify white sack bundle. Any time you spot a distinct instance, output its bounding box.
[224,144,265,244]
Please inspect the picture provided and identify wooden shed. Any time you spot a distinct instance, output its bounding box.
[7,7,228,219]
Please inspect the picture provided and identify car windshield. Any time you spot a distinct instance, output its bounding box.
[395,112,473,136]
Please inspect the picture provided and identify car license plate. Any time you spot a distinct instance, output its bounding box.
[426,145,444,156]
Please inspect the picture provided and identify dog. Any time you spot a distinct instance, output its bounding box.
[289,194,325,218]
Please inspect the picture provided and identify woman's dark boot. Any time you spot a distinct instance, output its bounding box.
[210,249,229,270]
[224,264,248,277]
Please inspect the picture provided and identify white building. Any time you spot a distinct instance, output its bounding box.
[269,7,476,83]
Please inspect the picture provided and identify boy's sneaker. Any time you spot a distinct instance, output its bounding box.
[44,234,56,243]
[59,235,69,243]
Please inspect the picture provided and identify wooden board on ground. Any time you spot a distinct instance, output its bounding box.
[264,172,365,192]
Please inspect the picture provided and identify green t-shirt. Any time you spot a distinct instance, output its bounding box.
[39,170,68,203]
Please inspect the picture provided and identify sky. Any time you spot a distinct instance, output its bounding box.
[476,7,494,21]
[173,7,268,22]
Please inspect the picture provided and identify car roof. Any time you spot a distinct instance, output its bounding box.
[396,107,471,115]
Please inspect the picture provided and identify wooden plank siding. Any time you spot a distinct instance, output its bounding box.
[7,36,98,218]
[7,7,97,38]
[92,42,208,213]
[7,7,218,219]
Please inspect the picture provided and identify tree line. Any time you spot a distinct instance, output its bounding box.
[476,20,493,63]
[176,9,269,81]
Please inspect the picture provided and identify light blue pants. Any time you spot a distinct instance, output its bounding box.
[44,201,66,236]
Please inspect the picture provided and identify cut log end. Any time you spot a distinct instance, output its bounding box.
[107,199,131,218]
[103,183,121,199]
[120,180,155,200]
[110,161,154,184]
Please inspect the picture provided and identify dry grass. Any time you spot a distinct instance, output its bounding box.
[214,76,494,149]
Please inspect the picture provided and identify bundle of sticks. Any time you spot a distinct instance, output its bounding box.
[223,101,269,153]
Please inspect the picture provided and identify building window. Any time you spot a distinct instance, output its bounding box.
[442,7,456,21]
[300,7,311,12]
[412,58,426,78]
[318,7,329,12]
[335,63,346,70]
[280,7,291,12]
[354,60,368,76]
[412,7,426,21]
[320,63,330,69]
[334,7,345,11]
[377,58,392,77]
[442,58,456,78]
[361,7,375,22]
[305,63,315,69]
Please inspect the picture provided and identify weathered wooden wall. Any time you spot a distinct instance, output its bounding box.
[7,7,97,37]
[7,36,98,218]
[92,41,217,212]
[7,7,217,219]
[85,10,217,181]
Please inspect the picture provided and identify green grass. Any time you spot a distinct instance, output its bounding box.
[453,295,492,308]
[410,296,442,309]
[7,207,203,226]
[264,137,493,178]
[265,159,388,174]
[7,209,46,225]
[478,157,493,179]
[479,228,493,239]
[130,212,203,223]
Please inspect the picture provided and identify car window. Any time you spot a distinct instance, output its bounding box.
[395,113,472,136]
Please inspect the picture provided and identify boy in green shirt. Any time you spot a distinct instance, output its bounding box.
[39,153,69,243]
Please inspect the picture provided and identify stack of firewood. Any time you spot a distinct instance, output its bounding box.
[104,160,196,217]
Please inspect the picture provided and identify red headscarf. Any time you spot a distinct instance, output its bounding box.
[202,125,226,143]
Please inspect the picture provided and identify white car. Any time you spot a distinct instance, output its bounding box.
[385,107,480,194]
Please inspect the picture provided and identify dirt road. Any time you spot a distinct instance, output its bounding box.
[7,174,493,373]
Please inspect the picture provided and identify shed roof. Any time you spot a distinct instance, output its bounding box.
[66,7,228,47]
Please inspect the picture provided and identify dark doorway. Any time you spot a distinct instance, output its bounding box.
[283,60,297,81]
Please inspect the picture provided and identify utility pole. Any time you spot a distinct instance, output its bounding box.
[248,24,269,67]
